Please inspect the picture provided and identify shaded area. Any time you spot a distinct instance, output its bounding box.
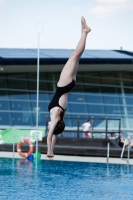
[1,137,133,158]
[0,48,133,65]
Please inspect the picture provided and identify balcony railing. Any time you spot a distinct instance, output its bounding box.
[46,116,121,138]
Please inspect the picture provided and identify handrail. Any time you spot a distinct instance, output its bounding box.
[121,133,133,164]
[121,139,130,164]
[106,142,110,163]
[46,116,121,120]
[46,116,121,138]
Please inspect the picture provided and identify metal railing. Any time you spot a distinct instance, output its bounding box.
[46,116,121,138]
[120,133,133,164]
[106,142,110,163]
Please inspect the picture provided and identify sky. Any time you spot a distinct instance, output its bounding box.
[0,0,133,51]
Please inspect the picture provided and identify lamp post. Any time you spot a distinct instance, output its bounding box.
[35,22,44,169]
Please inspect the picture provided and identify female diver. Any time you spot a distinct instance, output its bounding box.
[47,16,91,158]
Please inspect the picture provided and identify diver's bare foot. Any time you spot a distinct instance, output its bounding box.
[48,157,54,160]
[46,154,54,157]
[81,16,91,34]
[46,154,54,160]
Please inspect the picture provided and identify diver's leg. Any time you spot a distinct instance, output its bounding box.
[58,17,91,87]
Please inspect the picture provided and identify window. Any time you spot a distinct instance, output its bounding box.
[68,93,86,103]
[88,105,104,114]
[0,112,11,125]
[11,112,33,126]
[86,94,103,103]
[10,101,31,111]
[0,71,133,131]
[0,100,10,110]
[9,91,29,100]
[68,103,88,113]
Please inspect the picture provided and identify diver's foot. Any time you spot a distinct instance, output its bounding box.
[46,154,54,158]
[46,155,54,160]
[81,16,91,34]
[46,155,54,158]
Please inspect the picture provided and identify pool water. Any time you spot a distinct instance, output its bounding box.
[0,158,133,200]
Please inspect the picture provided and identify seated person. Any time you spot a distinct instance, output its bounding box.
[129,140,133,148]
[118,135,133,148]
[118,135,128,148]
[109,132,117,139]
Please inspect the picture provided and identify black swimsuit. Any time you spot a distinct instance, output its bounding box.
[48,79,75,113]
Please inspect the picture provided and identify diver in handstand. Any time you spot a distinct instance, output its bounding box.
[47,16,91,158]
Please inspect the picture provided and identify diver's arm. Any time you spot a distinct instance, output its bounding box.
[51,134,57,155]
[47,119,58,156]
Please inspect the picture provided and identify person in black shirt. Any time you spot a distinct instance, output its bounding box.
[118,135,133,148]
[118,135,127,148]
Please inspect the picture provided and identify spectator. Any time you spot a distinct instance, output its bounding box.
[82,119,91,138]
[118,135,130,148]
[109,131,117,139]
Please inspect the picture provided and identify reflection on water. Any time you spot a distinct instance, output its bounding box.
[0,158,133,200]
[17,159,33,177]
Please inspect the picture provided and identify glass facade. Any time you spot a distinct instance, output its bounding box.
[0,72,133,131]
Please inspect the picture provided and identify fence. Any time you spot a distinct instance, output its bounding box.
[46,116,121,138]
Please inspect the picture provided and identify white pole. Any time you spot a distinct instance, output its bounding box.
[121,140,126,159]
[127,140,130,164]
[13,134,15,168]
[106,142,110,163]
[35,22,44,169]
[36,32,40,168]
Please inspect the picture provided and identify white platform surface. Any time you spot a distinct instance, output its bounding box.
[0,151,133,165]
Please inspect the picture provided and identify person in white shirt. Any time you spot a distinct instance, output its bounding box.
[82,119,91,138]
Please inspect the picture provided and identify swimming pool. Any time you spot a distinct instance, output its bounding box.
[0,158,133,200]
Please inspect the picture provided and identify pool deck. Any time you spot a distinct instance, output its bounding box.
[0,151,133,165]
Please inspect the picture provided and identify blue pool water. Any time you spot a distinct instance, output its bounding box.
[0,158,133,200]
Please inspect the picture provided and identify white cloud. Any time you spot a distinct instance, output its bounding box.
[96,0,129,4]
[91,0,133,17]
[0,0,6,6]
[73,6,81,12]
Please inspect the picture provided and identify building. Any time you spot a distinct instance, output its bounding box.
[0,48,133,136]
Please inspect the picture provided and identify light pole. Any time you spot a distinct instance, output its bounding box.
[35,22,44,168]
